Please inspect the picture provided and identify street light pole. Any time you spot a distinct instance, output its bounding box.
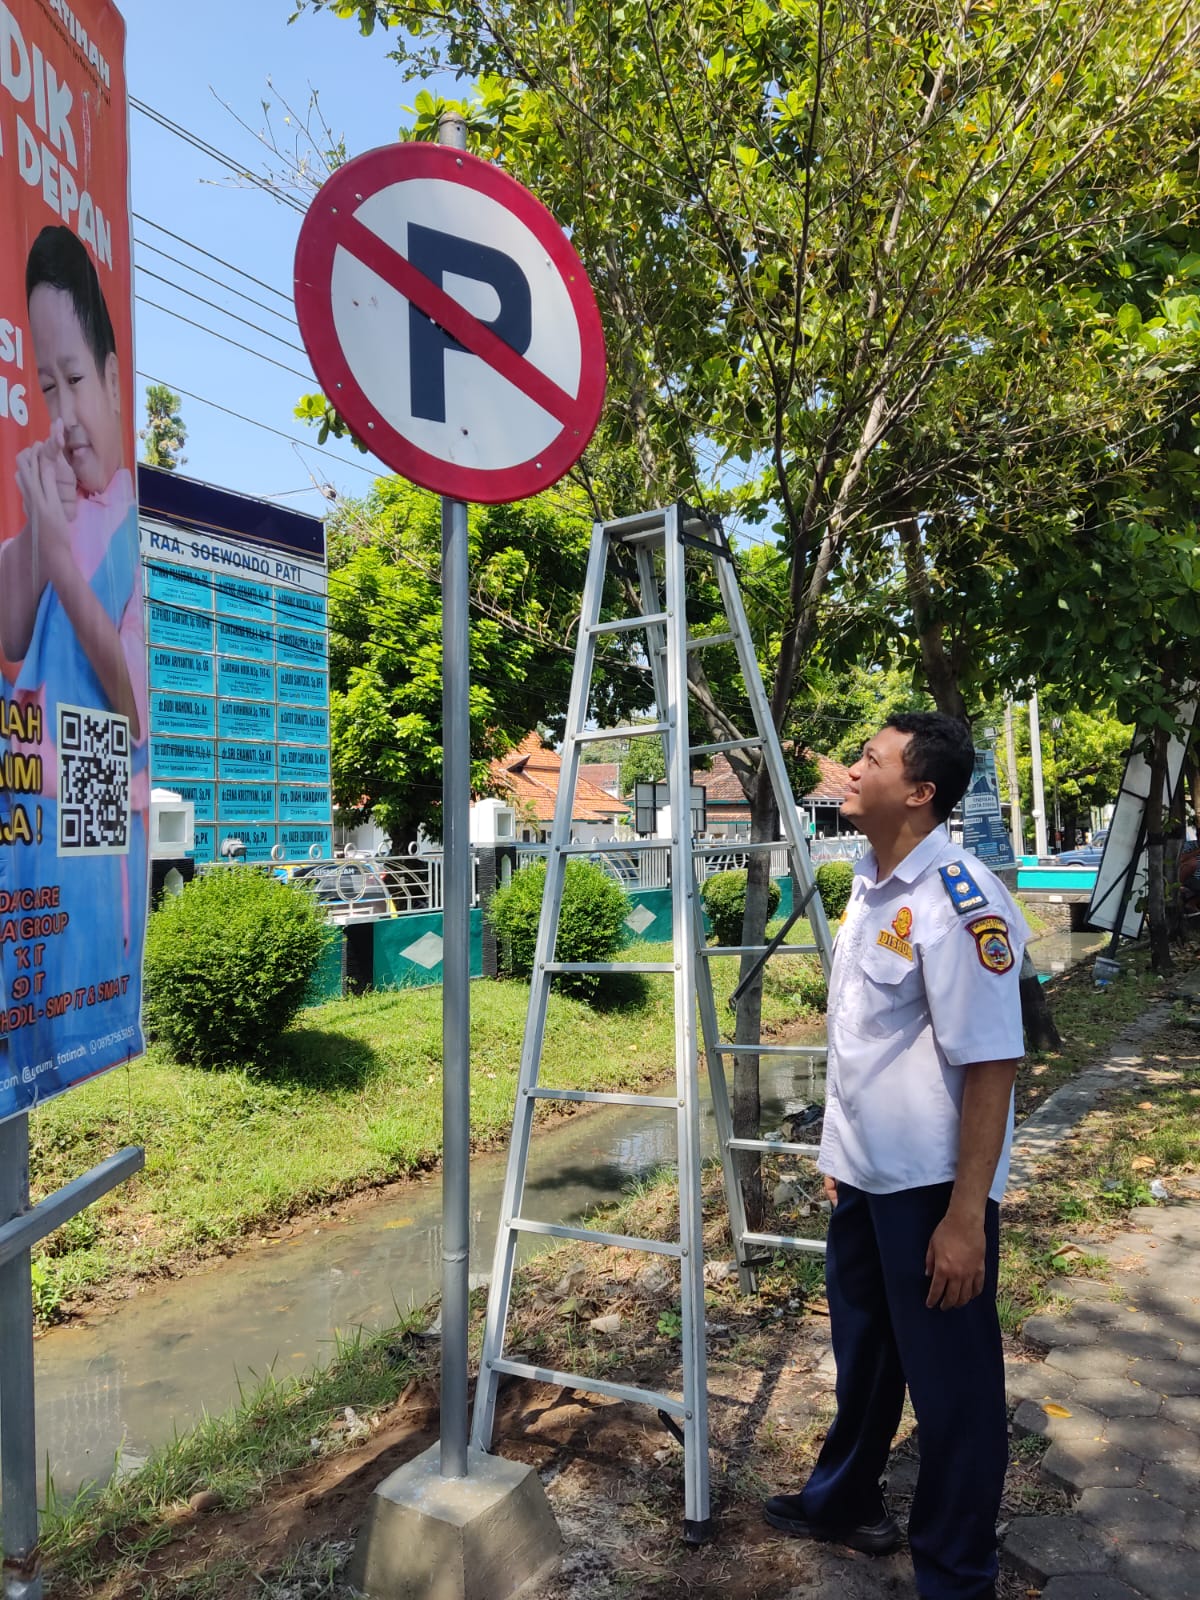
[1028,690,1050,858]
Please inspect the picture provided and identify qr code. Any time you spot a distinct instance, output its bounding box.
[58,704,131,856]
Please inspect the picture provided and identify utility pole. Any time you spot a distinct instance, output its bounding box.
[1028,689,1050,857]
[1004,701,1024,857]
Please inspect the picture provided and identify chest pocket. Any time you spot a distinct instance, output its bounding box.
[844,939,926,1041]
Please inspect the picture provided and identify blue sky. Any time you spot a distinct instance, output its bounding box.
[123,0,459,520]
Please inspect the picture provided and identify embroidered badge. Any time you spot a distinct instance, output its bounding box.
[892,906,913,940]
[877,928,914,961]
[938,862,987,914]
[967,915,1014,974]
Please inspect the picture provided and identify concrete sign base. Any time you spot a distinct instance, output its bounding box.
[350,1444,562,1600]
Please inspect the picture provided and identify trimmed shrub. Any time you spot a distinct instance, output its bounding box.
[486,859,630,995]
[144,868,329,1068]
[699,869,782,947]
[815,860,854,922]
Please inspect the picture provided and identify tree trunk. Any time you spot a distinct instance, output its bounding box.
[1147,726,1172,975]
[898,509,968,720]
[1166,767,1186,940]
[732,773,778,1231]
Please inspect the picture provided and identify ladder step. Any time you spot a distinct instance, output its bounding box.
[727,1137,822,1157]
[487,1356,687,1419]
[688,631,733,651]
[527,1087,680,1109]
[708,1044,828,1057]
[543,961,675,974]
[700,944,819,956]
[508,1217,684,1257]
[602,510,668,538]
[690,737,763,758]
[590,612,668,636]
[740,1231,828,1256]
[575,722,670,744]
[556,839,670,854]
[694,841,786,856]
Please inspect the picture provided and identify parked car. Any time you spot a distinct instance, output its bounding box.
[1057,828,1108,868]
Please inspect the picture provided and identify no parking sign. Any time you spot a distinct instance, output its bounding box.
[294,143,607,503]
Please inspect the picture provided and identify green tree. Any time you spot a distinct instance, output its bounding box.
[140,383,187,471]
[290,0,1200,1209]
[619,733,666,797]
[326,479,643,848]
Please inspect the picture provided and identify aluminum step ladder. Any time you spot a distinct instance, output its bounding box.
[470,503,836,1539]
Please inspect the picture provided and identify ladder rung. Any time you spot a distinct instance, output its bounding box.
[690,737,763,758]
[694,841,785,856]
[487,1356,686,1419]
[556,839,670,853]
[602,510,668,537]
[741,1231,828,1256]
[727,1137,822,1157]
[708,1044,828,1057]
[543,961,675,973]
[508,1217,684,1257]
[590,612,668,636]
[575,722,670,744]
[700,944,819,956]
[688,632,733,651]
[527,1087,680,1109]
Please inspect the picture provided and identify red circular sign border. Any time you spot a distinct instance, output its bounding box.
[294,143,607,504]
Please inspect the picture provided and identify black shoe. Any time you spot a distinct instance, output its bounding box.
[762,1494,902,1555]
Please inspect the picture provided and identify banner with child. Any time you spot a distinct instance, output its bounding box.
[0,0,145,1123]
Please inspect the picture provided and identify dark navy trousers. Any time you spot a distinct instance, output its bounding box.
[798,1182,1007,1600]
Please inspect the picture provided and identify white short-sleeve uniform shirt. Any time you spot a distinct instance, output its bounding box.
[818,826,1027,1203]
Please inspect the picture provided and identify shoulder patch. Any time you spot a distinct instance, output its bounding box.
[938,862,988,914]
[966,914,1014,974]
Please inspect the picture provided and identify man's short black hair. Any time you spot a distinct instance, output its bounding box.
[26,225,116,373]
[884,712,975,824]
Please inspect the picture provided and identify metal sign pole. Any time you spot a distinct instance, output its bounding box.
[0,1115,43,1600]
[437,108,471,1483]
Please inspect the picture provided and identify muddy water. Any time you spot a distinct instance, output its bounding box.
[31,931,1099,1498]
[33,1050,825,1497]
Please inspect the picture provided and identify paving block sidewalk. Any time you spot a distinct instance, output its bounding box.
[1002,1173,1200,1600]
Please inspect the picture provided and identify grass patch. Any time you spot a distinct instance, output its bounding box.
[28,934,817,1320]
[1014,941,1177,1121]
[40,1315,434,1597]
[999,1012,1200,1332]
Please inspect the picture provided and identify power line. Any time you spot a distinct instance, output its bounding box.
[135,264,311,358]
[134,369,383,483]
[130,98,306,214]
[134,212,294,304]
[135,236,300,329]
[135,294,315,384]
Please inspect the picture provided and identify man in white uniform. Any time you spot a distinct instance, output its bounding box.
[764,713,1025,1600]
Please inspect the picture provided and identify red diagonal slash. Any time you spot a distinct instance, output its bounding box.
[336,210,578,426]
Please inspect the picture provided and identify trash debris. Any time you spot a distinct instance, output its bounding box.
[589,1312,622,1334]
[1149,1178,1170,1200]
[704,1260,736,1284]
[773,1179,800,1207]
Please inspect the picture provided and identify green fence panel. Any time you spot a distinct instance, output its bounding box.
[372,909,484,991]
[624,887,675,943]
[308,928,345,1003]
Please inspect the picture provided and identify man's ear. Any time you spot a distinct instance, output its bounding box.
[906,780,937,810]
[104,352,120,412]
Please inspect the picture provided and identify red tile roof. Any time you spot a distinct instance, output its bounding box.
[579,761,620,796]
[692,750,852,806]
[490,733,628,825]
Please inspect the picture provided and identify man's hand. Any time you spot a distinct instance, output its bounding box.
[924,1210,985,1310]
[822,1174,838,1209]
